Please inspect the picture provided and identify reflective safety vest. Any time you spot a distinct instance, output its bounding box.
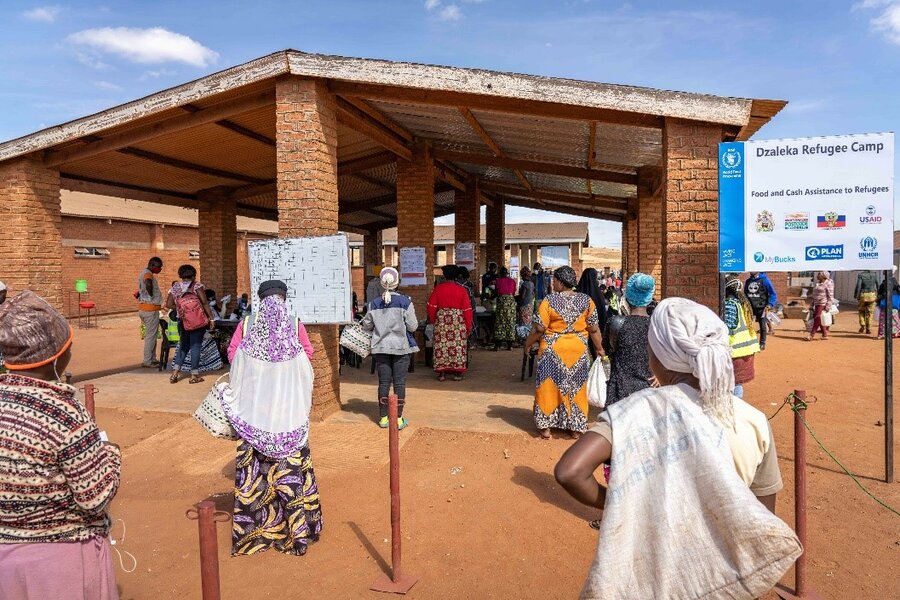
[165,320,181,343]
[727,299,760,358]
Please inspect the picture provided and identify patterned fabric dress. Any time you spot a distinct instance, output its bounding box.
[494,277,518,343]
[533,292,598,433]
[427,282,474,374]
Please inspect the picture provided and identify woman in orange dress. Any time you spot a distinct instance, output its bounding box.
[523,266,604,439]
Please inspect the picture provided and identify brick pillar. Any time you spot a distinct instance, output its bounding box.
[275,76,340,420]
[363,229,383,270]
[623,198,639,276]
[198,188,238,302]
[637,167,663,297]
[396,145,435,311]
[485,199,505,269]
[454,182,481,281]
[0,157,62,308]
[662,118,723,310]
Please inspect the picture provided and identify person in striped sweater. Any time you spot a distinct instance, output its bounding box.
[0,291,121,600]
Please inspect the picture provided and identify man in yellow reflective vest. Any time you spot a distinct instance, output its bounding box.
[723,275,760,399]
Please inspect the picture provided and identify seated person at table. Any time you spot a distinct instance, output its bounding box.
[205,289,223,320]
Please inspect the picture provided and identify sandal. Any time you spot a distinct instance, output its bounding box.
[169,372,181,384]
[437,373,446,382]
[189,375,205,384]
[539,429,551,440]
[588,519,602,530]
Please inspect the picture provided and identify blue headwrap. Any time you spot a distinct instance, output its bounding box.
[625,273,656,307]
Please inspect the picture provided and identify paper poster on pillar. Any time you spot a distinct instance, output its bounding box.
[719,132,894,272]
[399,247,427,286]
[248,234,352,324]
[456,242,475,271]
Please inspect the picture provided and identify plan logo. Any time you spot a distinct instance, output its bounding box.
[783,212,809,231]
[859,236,879,259]
[816,212,846,229]
[753,252,796,264]
[860,205,882,225]
[755,211,775,233]
[805,245,844,261]
[722,148,741,169]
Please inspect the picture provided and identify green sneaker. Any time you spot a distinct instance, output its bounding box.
[398,417,409,430]
[378,416,389,428]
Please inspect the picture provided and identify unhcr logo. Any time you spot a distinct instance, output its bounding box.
[859,236,879,259]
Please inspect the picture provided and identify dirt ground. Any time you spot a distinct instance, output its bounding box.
[75,312,899,599]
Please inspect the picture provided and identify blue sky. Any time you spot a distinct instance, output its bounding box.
[2,0,898,248]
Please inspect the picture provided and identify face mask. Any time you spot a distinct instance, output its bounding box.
[150,266,162,274]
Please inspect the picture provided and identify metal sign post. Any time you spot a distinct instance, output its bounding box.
[371,394,418,594]
[185,500,230,600]
[884,269,894,484]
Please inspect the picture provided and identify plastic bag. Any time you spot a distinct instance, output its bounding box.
[586,358,607,408]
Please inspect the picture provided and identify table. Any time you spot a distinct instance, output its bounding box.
[474,310,495,347]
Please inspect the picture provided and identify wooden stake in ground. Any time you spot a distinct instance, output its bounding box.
[370,394,418,594]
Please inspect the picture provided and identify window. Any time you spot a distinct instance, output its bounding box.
[73,247,109,258]
[189,250,200,260]
[350,247,363,267]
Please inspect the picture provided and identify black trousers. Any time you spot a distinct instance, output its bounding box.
[374,353,410,418]
[755,311,768,347]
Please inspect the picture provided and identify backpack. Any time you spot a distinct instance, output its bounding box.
[175,283,209,331]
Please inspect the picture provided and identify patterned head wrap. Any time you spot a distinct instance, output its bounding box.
[0,290,73,370]
[380,267,400,303]
[818,271,830,279]
[648,298,735,427]
[725,275,742,293]
[553,266,577,289]
[625,273,656,307]
[238,295,302,363]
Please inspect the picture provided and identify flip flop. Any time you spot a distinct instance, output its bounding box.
[169,373,181,384]
[189,375,205,384]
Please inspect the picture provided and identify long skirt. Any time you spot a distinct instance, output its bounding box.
[494,295,517,343]
[0,536,118,600]
[172,334,223,372]
[433,308,468,373]
[877,308,900,338]
[533,333,590,433]
[232,442,323,556]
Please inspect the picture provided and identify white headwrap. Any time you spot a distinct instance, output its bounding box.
[380,267,400,304]
[0,281,6,292]
[648,298,736,427]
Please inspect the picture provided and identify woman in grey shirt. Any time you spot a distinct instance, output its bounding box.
[361,267,419,429]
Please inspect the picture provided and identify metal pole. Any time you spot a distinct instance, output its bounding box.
[82,383,96,419]
[793,390,808,597]
[371,393,418,594]
[885,268,894,483]
[186,501,222,600]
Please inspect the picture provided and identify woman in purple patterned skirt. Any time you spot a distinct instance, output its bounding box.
[223,280,322,556]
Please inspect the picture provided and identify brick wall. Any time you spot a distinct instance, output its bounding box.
[198,189,238,302]
[637,167,663,297]
[275,76,341,420]
[662,118,723,311]
[0,157,63,308]
[485,199,505,269]
[624,199,639,276]
[454,185,480,281]
[396,146,435,311]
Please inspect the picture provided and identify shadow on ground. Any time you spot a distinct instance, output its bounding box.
[510,465,597,521]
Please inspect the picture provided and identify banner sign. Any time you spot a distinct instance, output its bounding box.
[540,245,570,268]
[718,132,894,272]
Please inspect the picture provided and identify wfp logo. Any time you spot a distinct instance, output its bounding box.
[860,205,882,224]
[722,148,741,169]
[859,236,879,259]
[805,245,844,261]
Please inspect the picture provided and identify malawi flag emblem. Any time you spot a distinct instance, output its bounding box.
[817,212,846,229]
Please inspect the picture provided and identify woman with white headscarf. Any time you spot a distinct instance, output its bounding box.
[555,298,788,597]
[362,267,419,428]
[807,270,834,341]
[223,280,322,556]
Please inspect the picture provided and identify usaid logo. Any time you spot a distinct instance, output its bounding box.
[859,236,879,259]
[805,245,844,261]
[860,205,882,225]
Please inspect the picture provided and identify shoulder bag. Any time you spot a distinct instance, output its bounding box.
[193,373,238,440]
[340,320,373,358]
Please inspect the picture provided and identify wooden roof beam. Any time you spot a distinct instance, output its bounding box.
[116,147,271,185]
[181,103,276,147]
[339,193,398,215]
[60,174,202,208]
[337,95,415,143]
[338,151,396,175]
[458,106,532,191]
[431,148,637,186]
[585,121,597,194]
[335,96,413,161]
[327,81,663,129]
[44,90,275,167]
[502,196,624,223]
[479,181,628,212]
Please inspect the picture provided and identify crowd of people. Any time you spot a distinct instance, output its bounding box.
[3,257,899,598]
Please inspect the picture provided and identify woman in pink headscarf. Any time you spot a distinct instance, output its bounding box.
[807,271,834,341]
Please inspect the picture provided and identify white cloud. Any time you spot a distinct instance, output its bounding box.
[94,80,122,91]
[67,27,219,67]
[23,6,61,23]
[783,99,824,114]
[425,0,441,9]
[76,52,109,70]
[857,0,900,44]
[439,4,463,20]
[139,68,177,81]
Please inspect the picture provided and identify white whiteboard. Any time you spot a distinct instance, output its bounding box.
[248,234,352,324]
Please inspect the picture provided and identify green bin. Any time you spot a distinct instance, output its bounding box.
[75,280,88,294]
